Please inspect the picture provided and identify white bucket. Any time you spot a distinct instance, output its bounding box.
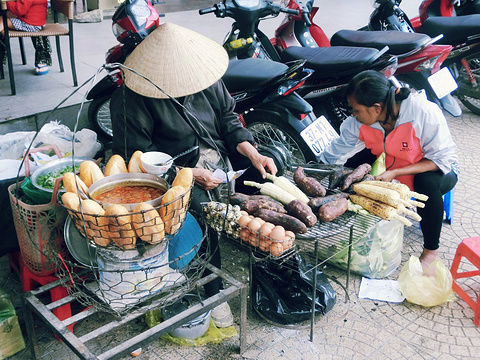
[96,241,169,311]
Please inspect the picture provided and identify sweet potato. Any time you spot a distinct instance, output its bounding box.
[229,193,282,206]
[341,163,372,191]
[254,209,308,234]
[239,199,287,214]
[318,198,349,222]
[329,168,353,190]
[293,166,326,197]
[308,193,349,212]
[287,199,317,227]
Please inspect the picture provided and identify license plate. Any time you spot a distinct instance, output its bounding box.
[428,67,458,99]
[300,116,339,156]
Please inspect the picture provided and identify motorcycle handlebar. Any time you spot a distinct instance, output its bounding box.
[199,7,217,15]
[280,7,299,15]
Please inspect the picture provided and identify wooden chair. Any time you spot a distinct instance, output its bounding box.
[1,0,78,95]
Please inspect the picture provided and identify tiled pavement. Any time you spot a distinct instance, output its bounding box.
[2,1,480,359]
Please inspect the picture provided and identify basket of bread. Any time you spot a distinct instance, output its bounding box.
[59,151,193,250]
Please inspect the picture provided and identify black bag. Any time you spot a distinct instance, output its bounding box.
[252,254,336,325]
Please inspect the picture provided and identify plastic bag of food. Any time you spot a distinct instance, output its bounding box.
[397,255,456,307]
[326,214,404,279]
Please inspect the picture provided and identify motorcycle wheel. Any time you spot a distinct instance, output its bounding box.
[244,114,316,174]
[88,95,113,143]
[456,54,480,115]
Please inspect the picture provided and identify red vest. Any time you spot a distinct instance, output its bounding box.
[359,122,423,190]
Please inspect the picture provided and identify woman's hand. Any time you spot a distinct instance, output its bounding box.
[192,168,223,191]
[374,169,397,182]
[236,141,277,178]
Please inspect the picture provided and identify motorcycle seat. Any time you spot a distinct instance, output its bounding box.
[421,14,480,45]
[280,46,380,80]
[222,58,288,92]
[330,30,431,57]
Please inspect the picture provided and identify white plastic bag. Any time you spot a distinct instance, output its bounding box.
[397,255,456,307]
[34,121,101,159]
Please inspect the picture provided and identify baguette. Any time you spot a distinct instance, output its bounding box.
[105,154,128,176]
[61,191,80,211]
[159,186,187,234]
[79,160,104,188]
[172,167,194,188]
[132,203,165,244]
[128,150,145,173]
[105,204,137,249]
[63,172,89,197]
[79,199,111,247]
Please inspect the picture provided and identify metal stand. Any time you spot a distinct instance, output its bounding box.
[22,264,247,360]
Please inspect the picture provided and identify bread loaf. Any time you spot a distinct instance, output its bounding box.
[128,150,145,173]
[105,204,137,249]
[132,203,165,244]
[63,172,89,197]
[79,160,104,188]
[105,154,128,176]
[172,167,193,188]
[159,185,188,234]
[61,191,80,211]
[79,199,110,247]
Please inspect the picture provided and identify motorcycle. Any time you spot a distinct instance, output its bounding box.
[86,0,333,167]
[274,0,461,116]
[199,0,398,133]
[367,0,480,115]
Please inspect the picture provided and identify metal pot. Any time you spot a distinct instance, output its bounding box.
[88,173,169,211]
[162,294,211,339]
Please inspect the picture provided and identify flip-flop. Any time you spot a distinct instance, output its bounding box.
[35,64,49,75]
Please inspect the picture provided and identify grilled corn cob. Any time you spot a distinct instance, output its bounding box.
[352,183,413,208]
[243,180,296,205]
[361,180,429,201]
[350,194,412,226]
[265,173,309,204]
[396,204,422,221]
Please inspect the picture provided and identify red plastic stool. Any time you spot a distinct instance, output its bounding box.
[15,255,75,333]
[450,236,480,327]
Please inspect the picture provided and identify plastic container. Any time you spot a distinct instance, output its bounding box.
[162,294,211,339]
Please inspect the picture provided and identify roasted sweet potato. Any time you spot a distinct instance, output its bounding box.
[318,198,349,222]
[308,193,349,212]
[254,209,308,234]
[293,166,327,197]
[287,199,317,227]
[239,199,287,214]
[341,163,372,191]
[229,193,282,206]
[329,168,353,190]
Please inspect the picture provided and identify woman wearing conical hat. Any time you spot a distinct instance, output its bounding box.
[110,22,277,328]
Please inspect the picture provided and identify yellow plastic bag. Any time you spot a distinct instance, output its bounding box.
[397,256,456,307]
[145,309,237,347]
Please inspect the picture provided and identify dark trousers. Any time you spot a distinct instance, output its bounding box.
[414,170,457,251]
[188,185,223,297]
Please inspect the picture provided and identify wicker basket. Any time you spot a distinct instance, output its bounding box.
[8,181,67,276]
[62,181,193,251]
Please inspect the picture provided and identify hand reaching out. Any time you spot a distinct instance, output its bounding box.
[192,168,223,190]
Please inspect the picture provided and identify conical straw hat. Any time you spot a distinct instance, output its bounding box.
[123,22,229,99]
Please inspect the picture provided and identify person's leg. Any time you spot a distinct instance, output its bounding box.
[414,170,457,269]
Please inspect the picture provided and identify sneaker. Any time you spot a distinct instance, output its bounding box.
[211,302,234,328]
[35,64,49,75]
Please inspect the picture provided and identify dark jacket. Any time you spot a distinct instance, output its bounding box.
[111,80,254,167]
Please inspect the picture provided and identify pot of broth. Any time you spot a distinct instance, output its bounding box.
[89,173,169,211]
